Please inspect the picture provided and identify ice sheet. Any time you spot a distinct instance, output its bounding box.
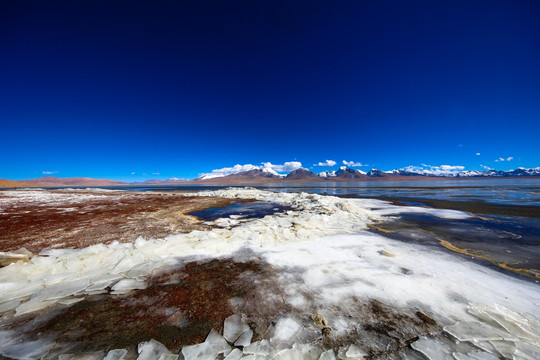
[351,198,472,219]
[1,188,539,359]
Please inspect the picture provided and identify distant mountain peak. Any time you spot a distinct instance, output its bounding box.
[335,167,367,179]
[285,168,319,180]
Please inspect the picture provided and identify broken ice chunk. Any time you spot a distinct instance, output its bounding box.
[223,314,250,343]
[59,352,105,360]
[85,280,115,292]
[0,339,54,360]
[290,343,323,360]
[345,345,367,359]
[103,349,128,360]
[444,321,518,342]
[15,299,56,315]
[411,337,452,360]
[468,303,539,344]
[234,329,253,347]
[515,341,540,360]
[32,279,90,301]
[58,297,85,306]
[271,348,303,360]
[158,354,179,360]
[0,298,22,313]
[488,340,515,359]
[452,351,499,360]
[137,339,171,360]
[111,279,147,294]
[0,251,32,267]
[243,340,271,356]
[319,350,336,360]
[206,329,232,356]
[224,348,243,360]
[181,342,218,360]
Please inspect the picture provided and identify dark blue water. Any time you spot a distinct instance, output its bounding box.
[190,201,290,221]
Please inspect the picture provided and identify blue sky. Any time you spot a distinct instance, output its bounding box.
[1,0,539,181]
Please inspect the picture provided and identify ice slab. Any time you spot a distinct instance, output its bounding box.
[514,341,540,360]
[0,339,54,360]
[223,314,250,343]
[205,329,232,356]
[271,348,303,360]
[58,297,85,305]
[15,299,57,315]
[32,279,89,301]
[243,340,271,356]
[158,354,179,360]
[137,339,171,360]
[234,329,253,347]
[411,337,452,360]
[444,321,518,342]
[319,350,337,360]
[0,298,22,313]
[452,351,499,360]
[59,352,105,360]
[103,349,128,360]
[224,348,243,360]
[111,279,147,294]
[468,303,540,344]
[181,342,218,360]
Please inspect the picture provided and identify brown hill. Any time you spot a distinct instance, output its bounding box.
[194,169,283,184]
[284,168,320,181]
[0,179,35,188]
[22,176,128,187]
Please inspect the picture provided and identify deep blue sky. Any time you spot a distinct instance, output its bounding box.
[1,0,539,181]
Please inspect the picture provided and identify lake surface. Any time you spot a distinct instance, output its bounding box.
[95,178,540,206]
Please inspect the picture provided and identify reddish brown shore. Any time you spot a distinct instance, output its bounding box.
[0,189,248,253]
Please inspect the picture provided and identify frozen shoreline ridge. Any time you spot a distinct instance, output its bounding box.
[0,188,539,359]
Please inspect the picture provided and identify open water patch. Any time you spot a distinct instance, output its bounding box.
[189,201,291,221]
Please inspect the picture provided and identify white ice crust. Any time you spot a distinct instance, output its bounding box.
[0,188,539,360]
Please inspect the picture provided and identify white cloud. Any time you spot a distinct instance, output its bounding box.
[42,171,58,175]
[402,164,465,176]
[481,165,492,170]
[495,156,513,162]
[131,172,136,175]
[506,157,513,161]
[152,172,160,175]
[476,153,481,156]
[199,161,302,179]
[262,161,302,172]
[314,160,337,167]
[342,160,367,167]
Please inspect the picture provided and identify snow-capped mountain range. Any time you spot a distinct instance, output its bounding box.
[6,167,538,188]
[191,166,540,183]
[385,167,540,178]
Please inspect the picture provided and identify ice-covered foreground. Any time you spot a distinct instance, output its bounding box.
[0,188,539,359]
